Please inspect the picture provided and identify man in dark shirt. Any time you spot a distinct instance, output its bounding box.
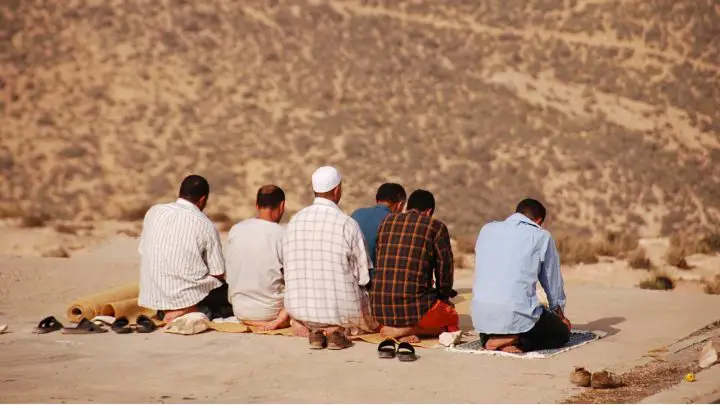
[351,183,407,285]
[370,189,458,343]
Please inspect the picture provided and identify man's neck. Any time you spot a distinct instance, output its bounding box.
[257,210,277,223]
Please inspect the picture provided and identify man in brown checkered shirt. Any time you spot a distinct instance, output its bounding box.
[370,189,459,343]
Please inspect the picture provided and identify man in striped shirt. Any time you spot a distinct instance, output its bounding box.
[138,175,228,322]
[282,166,378,350]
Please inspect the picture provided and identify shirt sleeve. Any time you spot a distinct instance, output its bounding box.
[539,233,566,311]
[345,219,371,287]
[206,222,226,277]
[434,223,457,299]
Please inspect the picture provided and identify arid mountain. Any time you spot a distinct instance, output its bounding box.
[1,0,718,237]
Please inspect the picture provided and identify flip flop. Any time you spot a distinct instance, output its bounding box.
[33,316,63,334]
[136,315,157,333]
[62,318,107,334]
[397,342,417,362]
[111,317,132,334]
[377,339,397,359]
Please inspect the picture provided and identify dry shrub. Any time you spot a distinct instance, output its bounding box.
[207,212,233,232]
[627,247,652,270]
[704,275,720,295]
[455,235,476,255]
[595,230,639,257]
[42,246,70,258]
[455,253,475,270]
[119,203,152,222]
[665,233,697,269]
[556,233,599,265]
[21,213,50,228]
[207,212,232,223]
[117,228,140,238]
[699,232,720,254]
[638,272,674,291]
[54,223,79,235]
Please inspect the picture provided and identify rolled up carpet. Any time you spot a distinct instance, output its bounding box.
[66,283,140,323]
[99,298,156,323]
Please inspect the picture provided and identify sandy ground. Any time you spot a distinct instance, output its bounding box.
[1,224,719,403]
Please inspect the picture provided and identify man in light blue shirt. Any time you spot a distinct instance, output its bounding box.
[351,183,406,285]
[472,199,571,353]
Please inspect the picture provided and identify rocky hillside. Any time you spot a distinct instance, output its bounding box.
[1,0,719,237]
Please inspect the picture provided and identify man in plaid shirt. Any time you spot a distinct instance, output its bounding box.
[282,166,378,350]
[370,189,459,343]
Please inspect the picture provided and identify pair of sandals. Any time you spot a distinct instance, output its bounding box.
[377,339,417,362]
[111,316,157,334]
[34,315,157,334]
[34,316,107,334]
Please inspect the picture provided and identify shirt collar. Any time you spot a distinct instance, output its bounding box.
[374,203,392,213]
[176,198,201,212]
[313,197,340,210]
[506,212,540,228]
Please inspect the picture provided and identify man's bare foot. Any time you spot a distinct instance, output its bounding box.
[500,345,523,353]
[379,326,414,339]
[291,321,309,337]
[485,335,519,350]
[399,335,420,343]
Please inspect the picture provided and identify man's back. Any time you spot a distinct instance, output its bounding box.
[226,218,286,321]
[371,211,454,326]
[138,199,224,310]
[351,204,391,268]
[282,198,371,326]
[472,213,565,334]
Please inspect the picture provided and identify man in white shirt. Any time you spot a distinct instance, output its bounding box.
[226,185,302,333]
[282,166,378,350]
[138,175,228,322]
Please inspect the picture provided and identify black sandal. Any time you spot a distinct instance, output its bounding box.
[62,318,107,334]
[397,342,417,362]
[136,315,157,333]
[34,316,63,334]
[377,339,397,359]
[111,317,132,334]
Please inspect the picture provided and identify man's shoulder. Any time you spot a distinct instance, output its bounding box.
[350,206,372,217]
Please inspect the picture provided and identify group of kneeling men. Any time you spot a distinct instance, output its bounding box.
[138,166,571,353]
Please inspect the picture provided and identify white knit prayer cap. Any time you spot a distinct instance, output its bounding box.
[311,166,342,193]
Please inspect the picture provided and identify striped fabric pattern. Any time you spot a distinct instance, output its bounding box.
[138,198,225,310]
[370,211,456,326]
[282,198,378,332]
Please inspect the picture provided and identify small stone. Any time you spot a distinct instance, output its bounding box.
[0,324,8,334]
[698,339,720,369]
[591,370,623,389]
[570,367,591,387]
[438,330,462,347]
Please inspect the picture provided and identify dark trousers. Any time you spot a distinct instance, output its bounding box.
[197,282,233,320]
[481,308,570,352]
[158,282,233,321]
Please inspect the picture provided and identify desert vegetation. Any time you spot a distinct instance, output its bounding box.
[0,0,718,238]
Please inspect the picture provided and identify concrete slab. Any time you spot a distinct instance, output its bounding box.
[1,256,719,403]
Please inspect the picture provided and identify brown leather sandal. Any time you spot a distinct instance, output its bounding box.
[327,331,352,350]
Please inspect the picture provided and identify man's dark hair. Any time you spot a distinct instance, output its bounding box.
[178,175,210,202]
[516,198,547,222]
[406,189,435,213]
[257,184,285,208]
[375,183,407,203]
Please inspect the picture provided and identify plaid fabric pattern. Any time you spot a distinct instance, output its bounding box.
[370,211,456,326]
[282,198,378,331]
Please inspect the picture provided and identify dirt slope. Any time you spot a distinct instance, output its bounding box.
[1,0,719,236]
